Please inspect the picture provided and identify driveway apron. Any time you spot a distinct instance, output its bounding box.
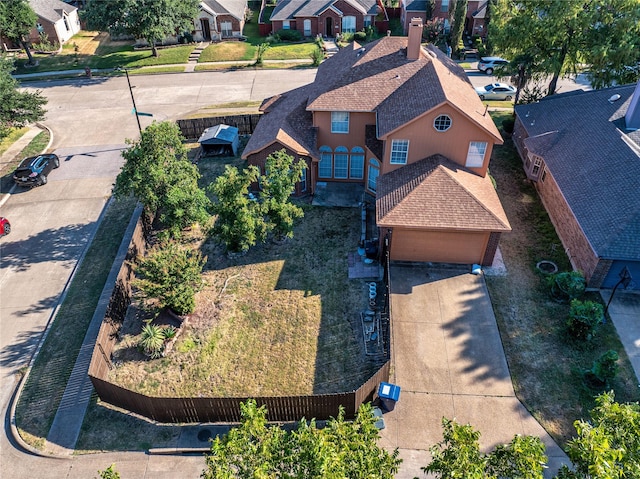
[379,265,568,478]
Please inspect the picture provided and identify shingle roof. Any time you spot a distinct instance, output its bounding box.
[202,0,247,21]
[307,38,501,140]
[515,85,640,260]
[29,0,76,23]
[242,85,318,158]
[376,155,511,231]
[270,0,378,21]
[404,0,427,12]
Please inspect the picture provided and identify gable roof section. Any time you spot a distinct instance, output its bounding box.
[270,0,378,21]
[404,0,427,12]
[242,85,317,159]
[306,38,501,141]
[30,0,76,23]
[376,155,511,231]
[515,85,640,260]
[202,0,247,21]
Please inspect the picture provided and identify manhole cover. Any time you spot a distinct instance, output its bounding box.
[197,428,212,442]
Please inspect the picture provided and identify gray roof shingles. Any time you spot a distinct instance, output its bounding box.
[270,0,378,21]
[29,0,76,23]
[202,0,247,21]
[515,85,640,260]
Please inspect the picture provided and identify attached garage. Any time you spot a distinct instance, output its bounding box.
[390,228,489,264]
[376,156,510,266]
[601,261,640,291]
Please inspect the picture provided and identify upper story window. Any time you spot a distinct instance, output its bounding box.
[532,155,543,176]
[331,111,349,133]
[282,20,290,29]
[465,141,487,167]
[434,114,452,132]
[390,139,409,164]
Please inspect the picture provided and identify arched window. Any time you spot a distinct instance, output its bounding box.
[368,159,380,192]
[319,146,332,178]
[350,147,364,179]
[334,146,348,179]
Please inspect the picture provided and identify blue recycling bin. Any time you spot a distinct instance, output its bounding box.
[378,382,401,412]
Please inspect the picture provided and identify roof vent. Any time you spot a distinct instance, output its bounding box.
[608,94,621,103]
[357,47,365,56]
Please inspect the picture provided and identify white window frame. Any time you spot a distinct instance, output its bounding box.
[334,147,349,179]
[466,141,487,167]
[350,147,364,179]
[342,16,356,33]
[331,111,349,133]
[303,19,311,36]
[221,21,232,36]
[319,146,333,178]
[532,156,542,176]
[282,20,290,30]
[390,139,409,165]
[433,114,452,132]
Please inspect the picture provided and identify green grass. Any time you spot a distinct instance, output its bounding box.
[0,127,28,156]
[199,42,257,62]
[264,43,317,60]
[485,129,640,446]
[15,196,137,448]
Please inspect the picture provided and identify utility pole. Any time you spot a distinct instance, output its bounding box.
[120,67,142,134]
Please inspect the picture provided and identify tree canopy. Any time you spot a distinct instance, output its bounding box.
[0,57,47,140]
[114,121,210,238]
[489,0,640,94]
[0,0,37,64]
[202,400,401,479]
[82,0,200,56]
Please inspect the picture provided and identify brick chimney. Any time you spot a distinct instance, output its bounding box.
[625,80,640,130]
[407,18,423,60]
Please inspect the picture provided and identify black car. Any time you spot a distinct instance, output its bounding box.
[13,154,60,187]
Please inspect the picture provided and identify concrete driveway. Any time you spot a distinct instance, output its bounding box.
[379,265,568,478]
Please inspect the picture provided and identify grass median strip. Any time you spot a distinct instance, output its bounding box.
[15,196,137,449]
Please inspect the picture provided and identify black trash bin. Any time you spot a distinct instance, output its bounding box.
[377,382,401,412]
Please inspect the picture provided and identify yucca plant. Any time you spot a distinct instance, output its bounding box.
[163,325,177,340]
[139,322,165,359]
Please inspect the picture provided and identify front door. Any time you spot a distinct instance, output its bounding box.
[325,17,333,37]
[200,18,211,40]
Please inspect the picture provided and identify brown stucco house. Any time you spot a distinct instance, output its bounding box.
[514,83,640,290]
[269,0,388,38]
[242,18,510,265]
[193,0,248,41]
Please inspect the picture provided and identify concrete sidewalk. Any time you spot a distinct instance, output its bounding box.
[379,266,569,478]
[600,290,640,384]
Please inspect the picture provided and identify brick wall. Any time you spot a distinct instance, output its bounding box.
[481,232,501,266]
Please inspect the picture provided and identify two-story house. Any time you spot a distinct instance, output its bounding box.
[400,0,488,38]
[242,18,510,265]
[269,0,388,38]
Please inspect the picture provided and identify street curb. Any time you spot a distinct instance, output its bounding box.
[8,195,115,459]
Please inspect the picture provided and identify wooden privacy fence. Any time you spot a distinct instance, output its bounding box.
[177,114,262,140]
[88,213,391,423]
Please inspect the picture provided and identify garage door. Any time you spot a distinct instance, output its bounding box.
[390,228,488,264]
[601,261,640,290]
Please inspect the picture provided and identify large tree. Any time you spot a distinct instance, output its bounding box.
[202,400,401,478]
[449,0,468,59]
[557,392,640,479]
[0,57,47,140]
[489,0,640,95]
[114,121,210,238]
[0,0,37,65]
[82,0,200,57]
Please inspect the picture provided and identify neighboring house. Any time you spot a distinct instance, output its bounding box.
[513,83,640,290]
[193,0,248,41]
[400,0,488,37]
[242,19,511,266]
[28,0,81,46]
[269,0,388,38]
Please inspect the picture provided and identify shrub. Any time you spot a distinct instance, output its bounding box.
[163,325,177,340]
[275,29,302,42]
[501,117,515,134]
[548,271,586,302]
[567,299,604,341]
[354,31,367,41]
[310,46,324,66]
[139,322,165,359]
[255,42,271,66]
[265,33,280,44]
[586,350,619,387]
[339,32,355,43]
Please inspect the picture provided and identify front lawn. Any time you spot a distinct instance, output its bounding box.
[198,42,257,62]
[485,114,640,445]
